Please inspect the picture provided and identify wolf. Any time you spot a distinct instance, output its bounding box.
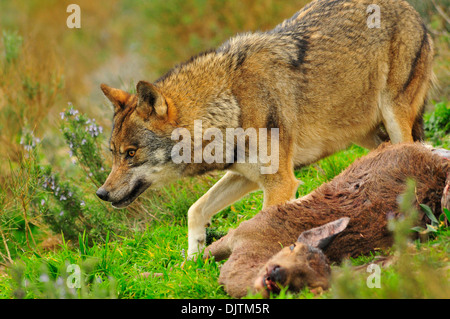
[96,0,435,258]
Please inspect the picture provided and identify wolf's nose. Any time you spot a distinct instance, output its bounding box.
[96,187,110,201]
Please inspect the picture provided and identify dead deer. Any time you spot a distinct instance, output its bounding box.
[204,143,450,298]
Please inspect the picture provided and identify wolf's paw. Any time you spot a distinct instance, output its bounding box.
[188,227,206,259]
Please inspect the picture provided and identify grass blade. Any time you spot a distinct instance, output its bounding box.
[419,204,439,225]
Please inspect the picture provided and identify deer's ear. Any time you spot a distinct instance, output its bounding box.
[297,217,350,250]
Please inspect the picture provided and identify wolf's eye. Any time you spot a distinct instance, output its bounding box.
[289,244,295,251]
[127,150,136,157]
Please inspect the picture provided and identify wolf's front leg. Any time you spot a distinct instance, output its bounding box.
[187,171,259,259]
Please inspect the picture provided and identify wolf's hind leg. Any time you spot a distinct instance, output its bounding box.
[382,31,434,144]
[379,96,415,144]
[187,171,259,259]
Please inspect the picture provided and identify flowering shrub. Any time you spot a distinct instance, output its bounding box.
[15,105,129,244]
[38,166,94,241]
[19,128,41,153]
[60,104,109,186]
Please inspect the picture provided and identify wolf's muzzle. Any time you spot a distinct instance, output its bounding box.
[96,187,110,201]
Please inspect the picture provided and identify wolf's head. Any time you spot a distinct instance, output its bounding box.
[253,217,350,297]
[96,81,182,208]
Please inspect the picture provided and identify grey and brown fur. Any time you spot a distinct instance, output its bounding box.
[97,0,435,258]
[204,143,449,298]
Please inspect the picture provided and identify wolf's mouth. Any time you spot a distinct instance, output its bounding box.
[112,180,151,208]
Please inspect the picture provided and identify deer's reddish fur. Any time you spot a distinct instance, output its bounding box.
[205,143,449,297]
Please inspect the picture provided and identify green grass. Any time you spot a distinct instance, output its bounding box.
[1,223,224,299]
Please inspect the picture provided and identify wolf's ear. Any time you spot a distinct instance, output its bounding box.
[136,81,167,119]
[100,84,131,113]
[297,217,350,250]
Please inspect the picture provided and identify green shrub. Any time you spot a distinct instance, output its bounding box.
[424,100,450,148]
[35,105,129,243]
[2,30,22,64]
[59,105,109,187]
[0,104,132,266]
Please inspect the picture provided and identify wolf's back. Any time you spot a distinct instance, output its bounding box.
[272,0,424,35]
